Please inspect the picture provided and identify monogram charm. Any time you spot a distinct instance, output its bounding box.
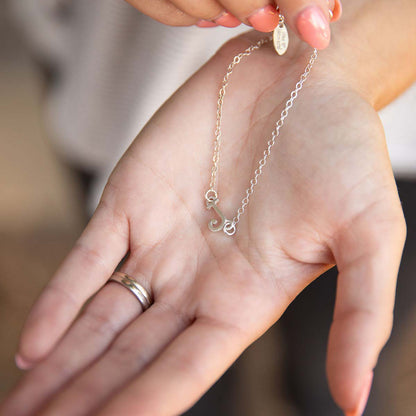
[206,195,236,236]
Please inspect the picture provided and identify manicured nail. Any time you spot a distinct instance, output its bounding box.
[327,0,342,21]
[214,11,241,28]
[296,6,331,49]
[196,19,218,28]
[327,0,334,20]
[332,0,343,22]
[15,353,34,370]
[345,372,374,416]
[248,5,279,33]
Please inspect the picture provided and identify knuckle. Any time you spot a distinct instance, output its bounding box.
[47,357,74,379]
[378,206,407,248]
[44,283,79,308]
[153,301,193,329]
[378,311,394,347]
[333,308,394,351]
[81,307,118,338]
[64,379,101,403]
[95,197,129,239]
[361,202,407,250]
[155,11,196,27]
[393,210,407,242]
[178,4,222,20]
[109,335,137,357]
[108,335,151,368]
[73,240,107,271]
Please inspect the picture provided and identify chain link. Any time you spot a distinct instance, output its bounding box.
[209,37,271,192]
[206,37,318,234]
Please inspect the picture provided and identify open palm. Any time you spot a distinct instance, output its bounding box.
[1,32,405,416]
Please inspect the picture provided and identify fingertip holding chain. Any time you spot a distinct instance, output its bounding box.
[205,36,318,236]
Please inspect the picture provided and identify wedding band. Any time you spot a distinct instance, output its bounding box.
[108,272,153,310]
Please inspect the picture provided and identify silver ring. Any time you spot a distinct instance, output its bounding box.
[108,272,153,311]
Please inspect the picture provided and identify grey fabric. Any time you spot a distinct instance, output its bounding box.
[9,0,416,212]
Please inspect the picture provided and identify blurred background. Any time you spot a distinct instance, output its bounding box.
[0,0,85,397]
[0,1,415,415]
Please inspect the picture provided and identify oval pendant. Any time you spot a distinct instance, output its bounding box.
[273,23,289,55]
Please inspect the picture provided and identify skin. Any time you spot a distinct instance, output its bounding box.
[125,0,341,47]
[2,1,416,415]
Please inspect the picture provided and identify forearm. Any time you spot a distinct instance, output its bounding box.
[328,0,416,110]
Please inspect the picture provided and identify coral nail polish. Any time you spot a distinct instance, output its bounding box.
[196,19,218,28]
[345,372,374,416]
[332,0,343,21]
[296,6,331,49]
[248,5,279,33]
[328,0,342,21]
[214,11,241,28]
[327,0,335,20]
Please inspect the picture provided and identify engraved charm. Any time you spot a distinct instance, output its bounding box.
[206,198,236,236]
[273,21,289,55]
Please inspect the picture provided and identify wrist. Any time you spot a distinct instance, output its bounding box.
[320,0,416,110]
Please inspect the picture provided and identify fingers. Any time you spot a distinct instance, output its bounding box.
[96,317,251,416]
[221,1,280,32]
[125,0,342,46]
[125,0,197,26]
[1,283,141,415]
[37,302,190,416]
[168,0,229,28]
[221,0,341,42]
[327,205,406,415]
[127,0,242,28]
[276,0,340,49]
[330,0,342,22]
[171,0,222,19]
[16,204,129,368]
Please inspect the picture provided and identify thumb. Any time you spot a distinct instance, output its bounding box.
[327,202,405,415]
[277,0,342,49]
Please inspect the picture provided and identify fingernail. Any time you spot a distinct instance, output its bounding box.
[328,0,334,20]
[196,19,218,28]
[296,6,331,49]
[15,353,34,370]
[328,0,342,21]
[248,5,279,33]
[214,11,241,28]
[345,371,374,416]
[332,0,343,21]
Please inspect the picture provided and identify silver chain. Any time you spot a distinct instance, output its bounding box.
[205,37,318,236]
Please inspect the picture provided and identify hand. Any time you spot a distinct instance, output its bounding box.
[1,31,405,416]
[125,0,342,49]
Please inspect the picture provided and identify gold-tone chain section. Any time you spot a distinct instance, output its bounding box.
[205,37,318,236]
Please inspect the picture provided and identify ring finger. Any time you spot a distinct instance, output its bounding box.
[2,282,143,416]
[37,299,191,416]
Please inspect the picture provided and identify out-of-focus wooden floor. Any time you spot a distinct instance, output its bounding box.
[0,3,84,400]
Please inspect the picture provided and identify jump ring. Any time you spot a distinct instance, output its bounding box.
[205,189,218,202]
[223,221,236,236]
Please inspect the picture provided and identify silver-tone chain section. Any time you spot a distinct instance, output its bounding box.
[205,37,318,236]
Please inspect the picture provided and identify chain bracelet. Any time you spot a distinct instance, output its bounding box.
[205,37,318,236]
